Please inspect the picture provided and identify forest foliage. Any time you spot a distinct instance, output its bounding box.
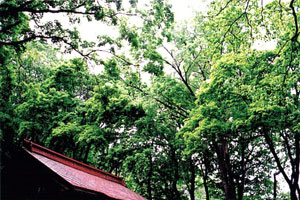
[1,0,300,199]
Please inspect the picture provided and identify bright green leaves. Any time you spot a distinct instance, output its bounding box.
[103,59,121,79]
[143,50,164,76]
[143,0,174,30]
[181,40,300,198]
[49,58,96,100]
[205,0,261,52]
[118,0,175,78]
[12,48,96,145]
[195,53,252,130]
[16,83,77,141]
[119,21,140,49]
[181,51,281,199]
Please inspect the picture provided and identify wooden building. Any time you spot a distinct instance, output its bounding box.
[2,139,146,200]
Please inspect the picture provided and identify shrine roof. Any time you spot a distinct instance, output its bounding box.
[23,139,146,200]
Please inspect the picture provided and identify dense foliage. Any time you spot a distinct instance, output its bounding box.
[1,0,299,199]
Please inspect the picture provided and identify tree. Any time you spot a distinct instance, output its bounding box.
[181,52,277,200]
[179,0,300,199]
[0,0,136,169]
[16,57,94,144]
[0,0,135,53]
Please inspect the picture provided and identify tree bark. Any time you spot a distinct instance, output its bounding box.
[147,154,153,200]
[237,142,246,200]
[263,130,299,200]
[202,154,210,200]
[203,171,210,200]
[171,149,181,200]
[215,141,237,200]
[273,172,280,200]
[83,142,92,163]
[189,158,196,200]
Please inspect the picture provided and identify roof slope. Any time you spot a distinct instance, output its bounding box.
[23,139,146,200]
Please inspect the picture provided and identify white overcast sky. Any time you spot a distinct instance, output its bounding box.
[76,0,277,47]
[76,0,209,41]
[40,0,280,52]
[63,0,278,73]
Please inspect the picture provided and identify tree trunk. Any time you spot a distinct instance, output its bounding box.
[203,172,210,200]
[189,158,195,200]
[147,154,153,200]
[215,141,236,200]
[203,154,210,200]
[264,130,299,200]
[237,142,246,200]
[171,149,181,200]
[290,185,298,200]
[83,142,92,163]
[273,172,280,200]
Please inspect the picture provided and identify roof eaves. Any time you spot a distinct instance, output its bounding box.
[23,139,126,187]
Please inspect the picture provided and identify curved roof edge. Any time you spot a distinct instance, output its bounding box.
[23,139,126,186]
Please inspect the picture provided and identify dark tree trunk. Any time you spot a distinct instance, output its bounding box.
[147,154,153,200]
[83,143,92,163]
[203,172,210,200]
[202,154,210,200]
[294,130,300,199]
[215,141,236,200]
[171,149,181,200]
[290,185,298,200]
[264,130,300,200]
[237,142,246,200]
[273,172,280,200]
[189,158,195,200]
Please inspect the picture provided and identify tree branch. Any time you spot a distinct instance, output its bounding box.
[215,0,233,16]
[126,83,188,119]
[162,45,196,97]
[263,130,292,186]
[289,0,299,41]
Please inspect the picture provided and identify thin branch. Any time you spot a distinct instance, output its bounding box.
[275,39,290,57]
[289,0,299,41]
[245,13,254,42]
[156,91,189,116]
[279,130,294,167]
[221,13,245,48]
[220,0,251,50]
[215,0,233,16]
[162,44,195,97]
[127,83,188,119]
[22,8,95,15]
[0,20,22,33]
[263,130,292,186]
[0,36,37,46]
[260,0,264,22]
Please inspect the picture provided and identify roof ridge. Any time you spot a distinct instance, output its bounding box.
[23,139,126,187]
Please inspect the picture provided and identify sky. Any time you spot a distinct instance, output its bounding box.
[145,0,208,21]
[77,0,209,41]
[69,0,278,74]
[61,0,211,72]
[40,0,282,49]
[37,0,211,74]
[73,0,279,53]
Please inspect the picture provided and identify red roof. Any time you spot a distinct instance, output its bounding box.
[23,139,146,200]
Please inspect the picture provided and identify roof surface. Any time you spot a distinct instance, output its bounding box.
[23,139,146,200]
